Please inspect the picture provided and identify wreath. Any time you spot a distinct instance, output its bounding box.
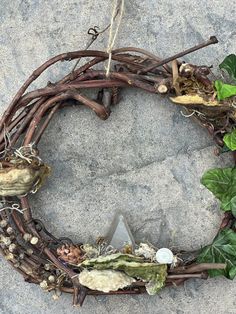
[1,30,236,307]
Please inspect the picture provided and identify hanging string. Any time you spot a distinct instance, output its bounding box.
[105,0,125,78]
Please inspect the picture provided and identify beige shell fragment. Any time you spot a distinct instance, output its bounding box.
[0,164,50,197]
[78,269,135,293]
[170,94,219,107]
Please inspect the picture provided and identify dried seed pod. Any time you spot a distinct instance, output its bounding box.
[0,235,11,246]
[52,289,61,300]
[13,262,20,268]
[8,243,17,252]
[19,253,25,259]
[44,264,51,271]
[52,294,60,301]
[23,233,32,242]
[40,280,48,290]
[179,63,194,77]
[30,237,39,245]
[48,275,55,283]
[5,253,14,260]
[26,248,34,255]
[0,220,8,228]
[6,227,14,235]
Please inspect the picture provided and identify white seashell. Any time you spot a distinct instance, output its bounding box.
[155,248,174,264]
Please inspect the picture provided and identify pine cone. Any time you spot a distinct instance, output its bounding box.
[57,244,83,264]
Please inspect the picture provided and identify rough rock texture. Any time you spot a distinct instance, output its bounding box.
[0,1,236,313]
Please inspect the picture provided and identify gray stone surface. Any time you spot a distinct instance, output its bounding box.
[0,1,236,313]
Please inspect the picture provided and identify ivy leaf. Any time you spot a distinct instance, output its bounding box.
[214,80,236,100]
[221,144,231,153]
[201,167,236,214]
[197,229,236,279]
[223,129,236,151]
[219,54,236,82]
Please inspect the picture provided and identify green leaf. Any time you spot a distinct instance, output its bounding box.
[223,129,236,151]
[201,167,236,212]
[197,229,236,279]
[79,253,167,295]
[219,54,236,82]
[221,144,231,153]
[214,80,236,100]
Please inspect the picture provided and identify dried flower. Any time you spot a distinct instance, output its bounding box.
[57,244,83,264]
[82,244,99,259]
[135,243,156,261]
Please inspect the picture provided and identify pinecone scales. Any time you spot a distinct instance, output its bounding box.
[57,244,83,264]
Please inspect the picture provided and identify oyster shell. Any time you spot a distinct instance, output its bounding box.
[0,163,50,196]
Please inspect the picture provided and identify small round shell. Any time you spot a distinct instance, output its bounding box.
[156,248,174,264]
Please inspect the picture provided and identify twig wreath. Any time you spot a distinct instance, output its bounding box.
[1,8,236,307]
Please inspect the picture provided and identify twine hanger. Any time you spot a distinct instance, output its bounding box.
[105,0,125,78]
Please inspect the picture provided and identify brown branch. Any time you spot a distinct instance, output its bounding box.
[168,263,226,274]
[167,272,208,279]
[33,103,61,145]
[139,36,218,74]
